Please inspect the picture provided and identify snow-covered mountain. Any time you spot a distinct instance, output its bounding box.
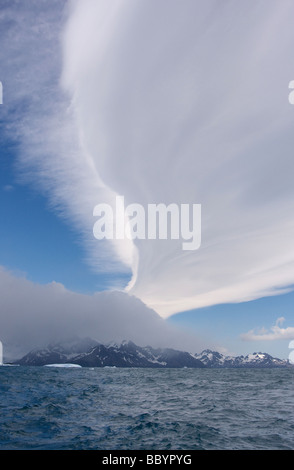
[194,349,290,368]
[73,341,207,368]
[15,339,292,368]
[16,337,99,366]
[16,339,205,368]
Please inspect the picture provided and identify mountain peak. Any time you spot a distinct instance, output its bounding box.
[14,339,292,368]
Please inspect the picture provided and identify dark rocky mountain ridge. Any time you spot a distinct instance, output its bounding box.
[14,338,292,368]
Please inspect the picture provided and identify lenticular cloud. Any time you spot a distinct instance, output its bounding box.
[61,0,294,317]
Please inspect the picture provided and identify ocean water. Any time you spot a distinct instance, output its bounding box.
[0,366,294,450]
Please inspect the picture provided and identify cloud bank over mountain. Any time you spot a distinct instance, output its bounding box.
[0,267,207,358]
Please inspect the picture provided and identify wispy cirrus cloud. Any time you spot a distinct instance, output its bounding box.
[2,1,294,318]
[62,0,294,316]
[0,0,135,280]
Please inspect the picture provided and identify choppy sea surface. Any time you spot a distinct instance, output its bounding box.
[0,366,294,450]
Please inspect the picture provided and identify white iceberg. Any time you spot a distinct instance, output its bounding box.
[44,363,82,368]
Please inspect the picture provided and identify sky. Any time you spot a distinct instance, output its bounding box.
[0,0,294,359]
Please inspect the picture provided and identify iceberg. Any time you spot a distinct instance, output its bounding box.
[44,363,82,368]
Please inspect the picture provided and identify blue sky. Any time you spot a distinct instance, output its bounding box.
[0,134,129,293]
[169,291,294,358]
[1,0,294,359]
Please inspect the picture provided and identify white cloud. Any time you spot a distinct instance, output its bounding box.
[61,0,294,317]
[0,0,135,279]
[2,1,294,318]
[241,318,294,341]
